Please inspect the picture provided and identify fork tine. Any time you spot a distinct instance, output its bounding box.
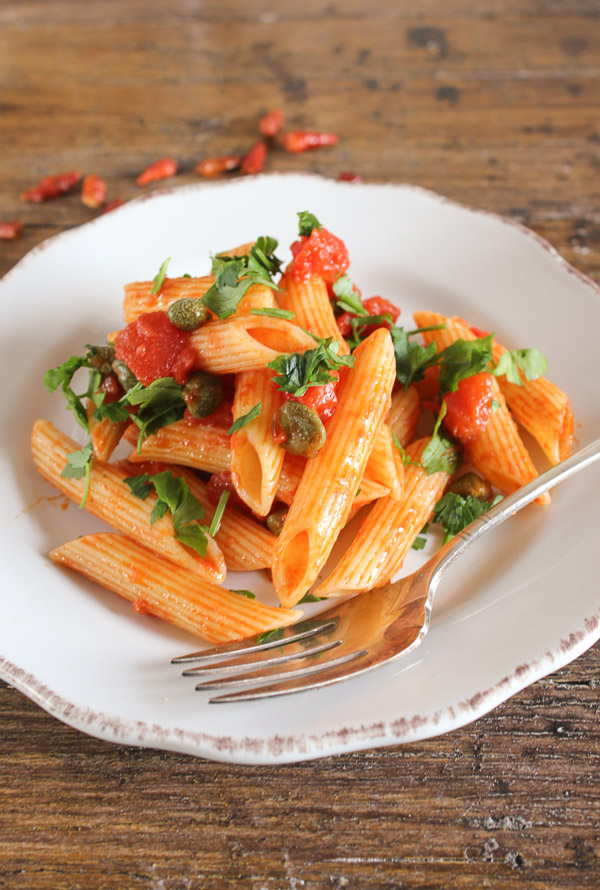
[203,649,369,697]
[171,617,338,665]
[182,639,342,678]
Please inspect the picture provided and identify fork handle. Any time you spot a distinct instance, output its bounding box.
[429,436,600,586]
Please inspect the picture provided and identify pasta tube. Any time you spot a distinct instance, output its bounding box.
[272,328,396,607]
[50,533,298,643]
[31,419,226,582]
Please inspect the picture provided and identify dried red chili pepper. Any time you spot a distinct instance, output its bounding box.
[337,171,364,183]
[21,170,81,203]
[282,131,339,153]
[195,155,242,177]
[241,141,267,175]
[81,174,107,208]
[136,157,178,187]
[0,220,24,240]
[102,198,124,214]
[259,109,284,137]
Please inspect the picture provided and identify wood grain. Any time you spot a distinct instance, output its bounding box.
[1,0,599,886]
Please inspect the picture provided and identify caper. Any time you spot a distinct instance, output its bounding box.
[183,371,223,418]
[266,511,287,536]
[111,358,138,392]
[276,401,326,458]
[87,344,116,376]
[167,298,208,331]
[448,472,493,502]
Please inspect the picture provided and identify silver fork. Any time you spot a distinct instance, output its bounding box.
[173,437,600,703]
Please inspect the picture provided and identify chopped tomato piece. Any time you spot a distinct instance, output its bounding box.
[184,400,234,429]
[21,170,81,202]
[114,311,195,386]
[282,381,338,423]
[195,155,241,177]
[442,372,495,442]
[337,296,400,336]
[290,227,350,283]
[81,175,107,208]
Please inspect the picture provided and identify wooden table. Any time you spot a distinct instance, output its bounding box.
[1,2,599,886]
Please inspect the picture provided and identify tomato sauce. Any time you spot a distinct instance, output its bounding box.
[337,296,400,337]
[114,311,196,386]
[289,228,350,283]
[442,372,494,442]
[281,381,338,423]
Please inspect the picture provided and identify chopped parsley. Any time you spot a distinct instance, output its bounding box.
[124,470,211,557]
[44,347,105,432]
[201,236,283,319]
[332,274,367,316]
[436,334,494,396]
[61,443,94,508]
[208,490,230,537]
[411,535,426,551]
[267,337,354,397]
[421,403,462,476]
[227,402,262,435]
[151,257,171,295]
[297,592,326,603]
[392,432,421,467]
[256,627,285,644]
[492,348,547,385]
[433,490,503,545]
[297,211,322,237]
[249,307,296,320]
[231,589,256,599]
[95,376,187,452]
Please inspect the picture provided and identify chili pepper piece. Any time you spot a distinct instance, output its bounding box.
[259,109,284,137]
[0,220,24,240]
[136,157,178,187]
[337,171,364,182]
[241,141,267,175]
[194,155,242,178]
[21,170,81,203]
[282,131,339,153]
[102,198,124,215]
[81,174,107,209]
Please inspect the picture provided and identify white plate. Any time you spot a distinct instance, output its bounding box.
[2,174,599,764]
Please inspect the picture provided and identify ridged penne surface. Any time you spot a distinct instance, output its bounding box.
[315,438,451,596]
[123,276,214,323]
[31,419,226,582]
[364,422,404,500]
[387,385,420,448]
[125,419,231,474]
[231,369,284,515]
[189,315,315,374]
[272,328,396,607]
[278,272,349,353]
[50,533,298,644]
[87,401,130,462]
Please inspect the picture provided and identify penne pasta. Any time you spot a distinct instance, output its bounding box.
[413,311,549,503]
[124,419,231,474]
[50,533,298,644]
[272,328,396,607]
[231,369,285,515]
[276,453,392,511]
[364,422,404,500]
[87,401,130,462]
[277,272,349,353]
[31,419,226,582]
[315,438,451,596]
[123,275,214,324]
[189,315,315,374]
[387,385,420,448]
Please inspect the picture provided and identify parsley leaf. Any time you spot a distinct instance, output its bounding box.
[297,211,322,237]
[227,402,262,435]
[61,443,94,508]
[436,334,494,395]
[249,307,296,320]
[151,257,171,295]
[256,627,285,644]
[201,237,282,319]
[125,470,209,557]
[492,348,547,386]
[411,536,426,551]
[392,432,421,467]
[421,404,462,476]
[389,326,439,390]
[297,592,326,603]
[44,349,103,432]
[118,377,186,451]
[231,589,256,599]
[433,491,503,545]
[268,338,354,397]
[332,274,367,316]
[208,490,230,537]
